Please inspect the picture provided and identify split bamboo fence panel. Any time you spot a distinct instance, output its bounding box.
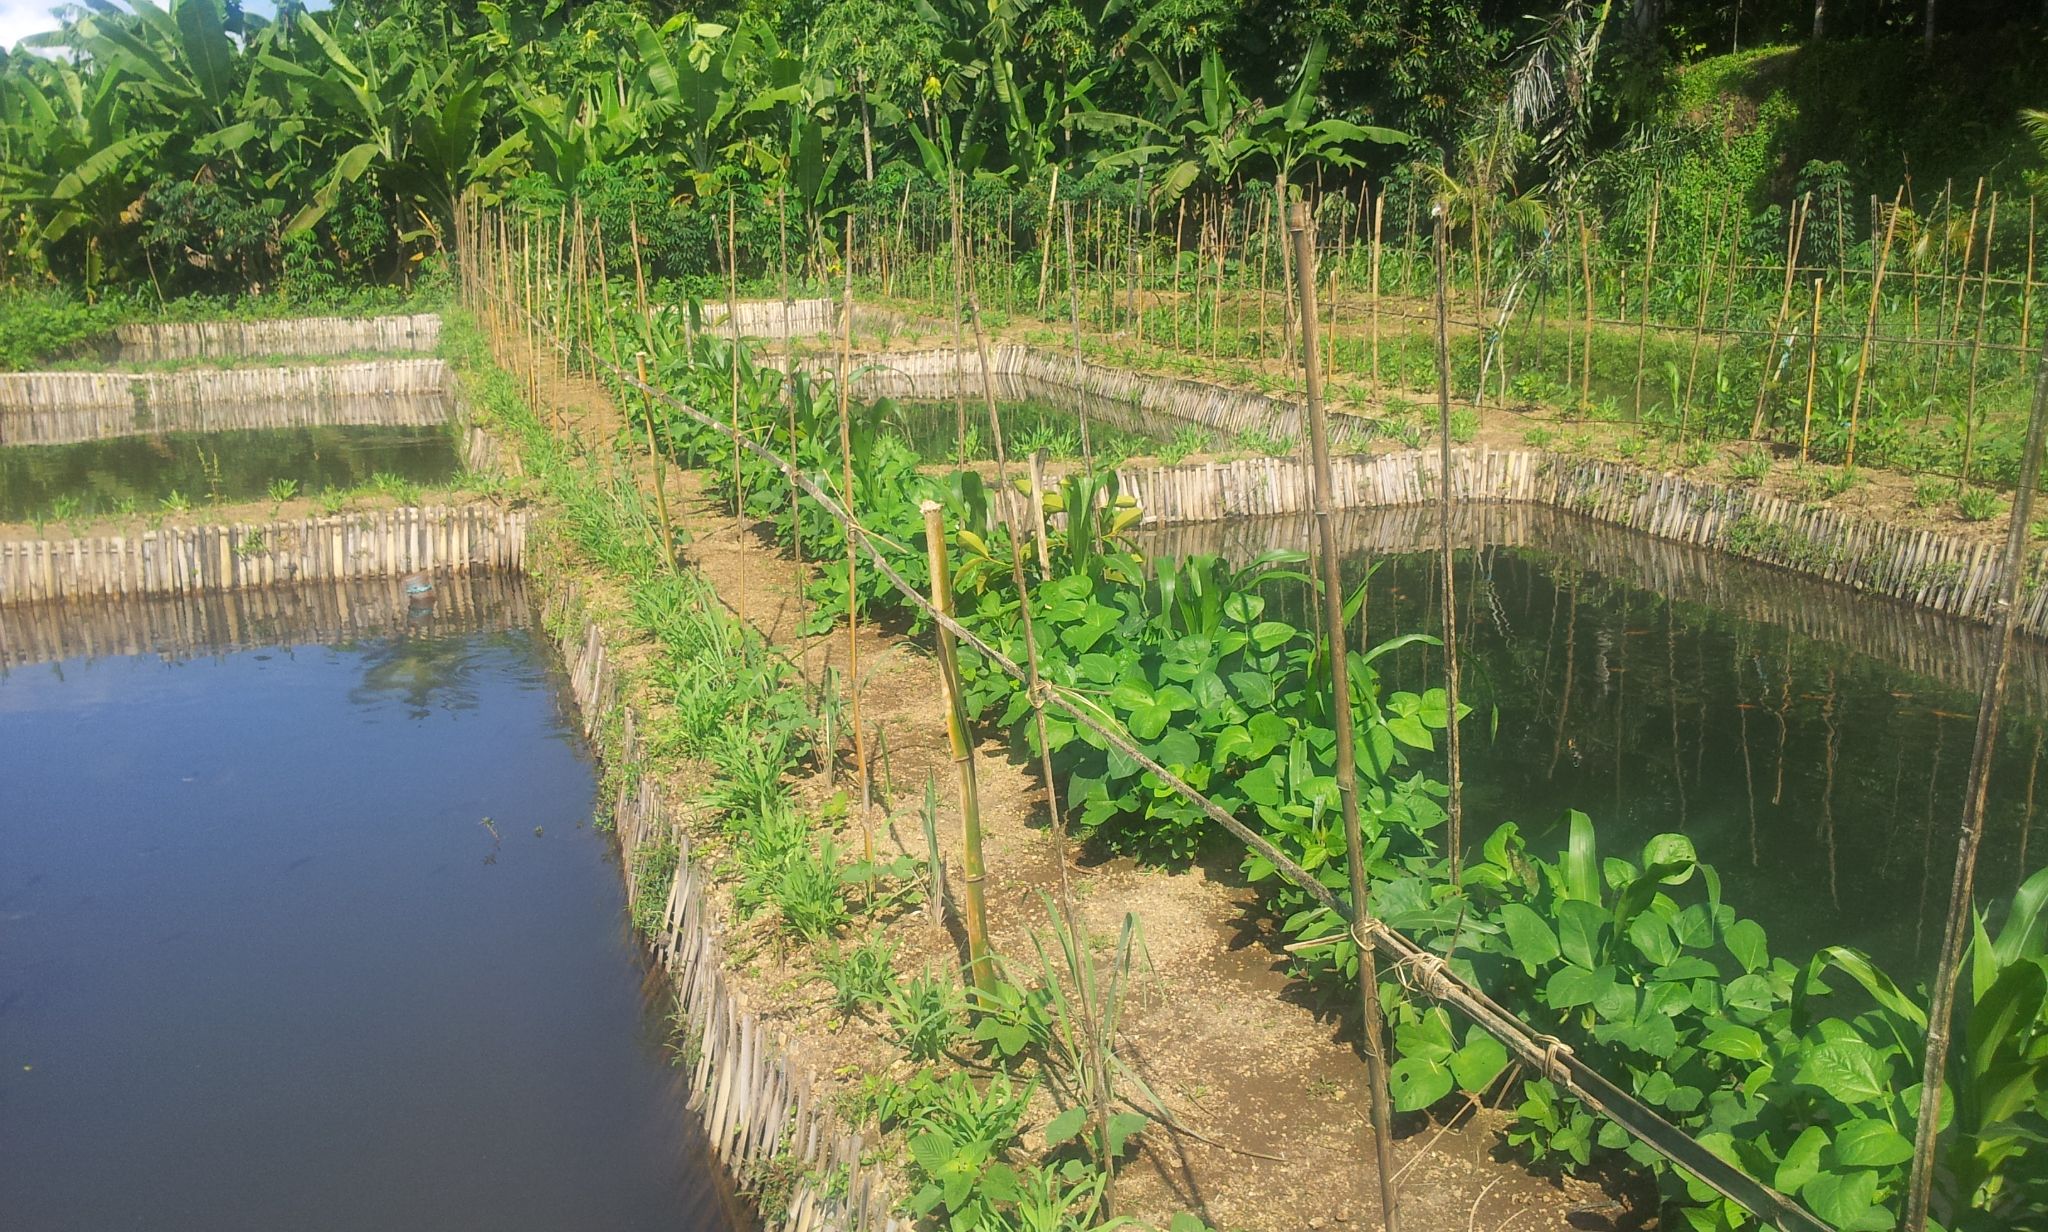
[551,595,903,1232]
[105,313,441,362]
[0,358,450,414]
[0,390,456,447]
[0,504,528,606]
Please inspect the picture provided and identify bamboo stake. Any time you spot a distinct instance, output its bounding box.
[1845,188,1903,469]
[1750,195,1809,439]
[636,354,677,567]
[1064,202,1090,464]
[1578,210,1595,409]
[1430,207,1466,880]
[1289,198,1401,1232]
[1934,178,1987,399]
[922,500,994,992]
[2025,197,2039,352]
[1679,199,1728,438]
[727,187,747,518]
[837,220,874,871]
[1035,164,1062,315]
[1370,195,1385,396]
[952,175,969,467]
[1902,318,2048,1232]
[1962,194,2000,491]
[1800,278,1824,463]
[1632,183,1662,420]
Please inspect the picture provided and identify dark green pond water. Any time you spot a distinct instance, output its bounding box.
[0,582,742,1232]
[0,424,462,521]
[1144,506,2048,984]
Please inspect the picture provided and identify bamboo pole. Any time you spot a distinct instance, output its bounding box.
[1430,208,1466,880]
[1750,195,1810,440]
[1370,195,1385,396]
[1064,202,1090,464]
[2025,197,2039,353]
[1288,200,1401,1232]
[1578,210,1595,409]
[1902,317,2048,1232]
[1934,178,1987,399]
[727,187,748,517]
[1845,189,1904,469]
[836,220,874,871]
[1961,194,2000,491]
[1036,164,1062,316]
[1631,184,1662,419]
[636,354,677,567]
[952,175,970,467]
[1679,199,1728,439]
[922,500,994,992]
[1800,278,1824,463]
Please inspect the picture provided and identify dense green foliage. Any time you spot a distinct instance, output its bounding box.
[6,0,2045,306]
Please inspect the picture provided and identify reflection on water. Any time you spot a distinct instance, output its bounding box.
[0,423,461,520]
[1143,506,2047,982]
[0,599,743,1232]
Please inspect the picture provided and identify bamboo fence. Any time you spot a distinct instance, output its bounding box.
[552,600,904,1232]
[0,503,527,605]
[0,571,534,670]
[0,389,457,447]
[103,313,441,362]
[0,357,450,414]
[1108,445,2048,635]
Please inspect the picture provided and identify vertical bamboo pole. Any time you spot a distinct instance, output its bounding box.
[1172,198,1187,354]
[922,500,994,992]
[1064,202,1089,461]
[1632,184,1662,420]
[1961,194,2000,490]
[1035,164,1062,316]
[2025,197,2039,352]
[1800,278,1824,462]
[1903,318,2048,1232]
[1679,199,1728,438]
[952,175,969,467]
[1431,208,1465,878]
[1288,198,1401,1232]
[1370,194,1385,396]
[1846,189,1903,469]
[837,220,874,870]
[1934,177,1987,398]
[1751,195,1810,439]
[727,187,747,517]
[1578,210,1596,409]
[635,354,677,567]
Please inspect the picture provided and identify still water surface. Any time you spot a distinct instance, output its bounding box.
[0,424,461,521]
[0,591,741,1231]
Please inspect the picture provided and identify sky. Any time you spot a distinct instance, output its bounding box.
[0,2,294,50]
[0,1,66,48]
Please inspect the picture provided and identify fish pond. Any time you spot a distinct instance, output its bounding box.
[0,422,463,522]
[0,580,743,1232]
[1142,504,2048,983]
